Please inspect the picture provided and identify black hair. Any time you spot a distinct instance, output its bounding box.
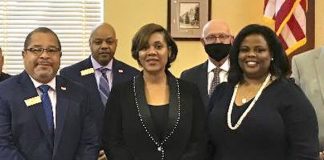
[131,23,178,69]
[24,27,61,50]
[228,24,290,84]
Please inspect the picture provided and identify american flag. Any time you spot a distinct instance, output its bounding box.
[264,0,308,55]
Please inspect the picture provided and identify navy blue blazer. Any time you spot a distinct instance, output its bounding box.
[0,71,99,160]
[180,61,209,110]
[60,57,139,133]
[0,72,11,82]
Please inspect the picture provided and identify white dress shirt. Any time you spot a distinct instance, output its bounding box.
[30,76,57,128]
[207,58,229,95]
[91,56,113,91]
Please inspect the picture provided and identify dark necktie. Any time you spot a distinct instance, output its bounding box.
[99,68,110,105]
[209,67,221,96]
[38,85,54,140]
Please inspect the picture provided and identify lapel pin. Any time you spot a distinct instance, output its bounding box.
[24,96,42,107]
[61,86,67,90]
[118,69,124,73]
[80,68,94,76]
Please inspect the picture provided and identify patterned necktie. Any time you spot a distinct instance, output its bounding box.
[38,85,54,140]
[209,67,221,96]
[99,68,110,105]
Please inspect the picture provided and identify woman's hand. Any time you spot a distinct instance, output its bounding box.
[98,150,107,160]
[320,151,324,160]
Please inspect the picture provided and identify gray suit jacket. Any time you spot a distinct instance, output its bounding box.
[291,47,324,149]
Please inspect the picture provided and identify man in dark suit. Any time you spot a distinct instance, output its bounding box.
[180,19,233,111]
[0,47,11,82]
[0,27,99,160]
[60,22,139,160]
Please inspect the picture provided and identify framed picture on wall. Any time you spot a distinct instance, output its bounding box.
[167,0,211,40]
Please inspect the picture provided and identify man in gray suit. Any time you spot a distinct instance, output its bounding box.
[291,46,324,159]
[180,19,233,111]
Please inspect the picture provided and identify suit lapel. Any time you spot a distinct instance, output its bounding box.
[134,74,159,140]
[19,71,54,148]
[82,58,104,107]
[200,61,209,107]
[82,70,99,95]
[53,77,69,156]
[315,49,324,102]
[165,73,179,137]
[112,59,121,86]
[134,72,182,149]
[83,57,100,92]
[112,59,128,86]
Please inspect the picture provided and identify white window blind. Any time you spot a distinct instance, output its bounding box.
[0,0,103,75]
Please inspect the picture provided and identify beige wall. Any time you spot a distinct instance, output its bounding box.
[105,0,323,77]
[315,0,324,47]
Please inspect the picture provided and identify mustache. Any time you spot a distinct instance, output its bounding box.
[37,60,51,65]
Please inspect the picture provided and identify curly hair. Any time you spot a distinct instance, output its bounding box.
[228,24,290,84]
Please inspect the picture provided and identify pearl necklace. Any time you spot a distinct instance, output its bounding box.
[227,74,271,130]
[241,98,247,104]
[133,77,181,160]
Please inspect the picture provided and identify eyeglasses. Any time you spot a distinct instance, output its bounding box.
[25,47,61,55]
[205,34,232,43]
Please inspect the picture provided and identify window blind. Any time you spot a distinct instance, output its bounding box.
[0,0,103,75]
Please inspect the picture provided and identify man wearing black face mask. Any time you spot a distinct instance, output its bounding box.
[180,19,233,111]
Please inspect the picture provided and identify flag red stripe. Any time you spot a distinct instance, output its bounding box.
[263,0,307,54]
[264,0,276,19]
[278,35,288,50]
[275,0,294,30]
[264,0,269,11]
[300,0,307,11]
[287,15,305,40]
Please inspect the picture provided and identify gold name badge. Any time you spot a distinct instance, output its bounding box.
[80,68,95,76]
[24,96,42,107]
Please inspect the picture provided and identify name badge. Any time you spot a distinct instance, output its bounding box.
[80,68,94,76]
[24,96,42,107]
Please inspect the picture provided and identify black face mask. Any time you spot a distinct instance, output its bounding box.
[204,43,231,62]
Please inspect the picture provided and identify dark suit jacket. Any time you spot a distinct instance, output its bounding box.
[0,72,11,82]
[60,57,139,133]
[180,61,209,111]
[0,71,99,160]
[102,72,207,160]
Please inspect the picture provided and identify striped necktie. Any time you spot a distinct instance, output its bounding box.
[99,68,110,105]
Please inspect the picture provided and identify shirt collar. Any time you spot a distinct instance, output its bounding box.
[29,75,56,91]
[90,55,113,70]
[207,58,230,73]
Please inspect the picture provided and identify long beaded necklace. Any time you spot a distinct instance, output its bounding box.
[227,74,271,130]
[133,77,181,160]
